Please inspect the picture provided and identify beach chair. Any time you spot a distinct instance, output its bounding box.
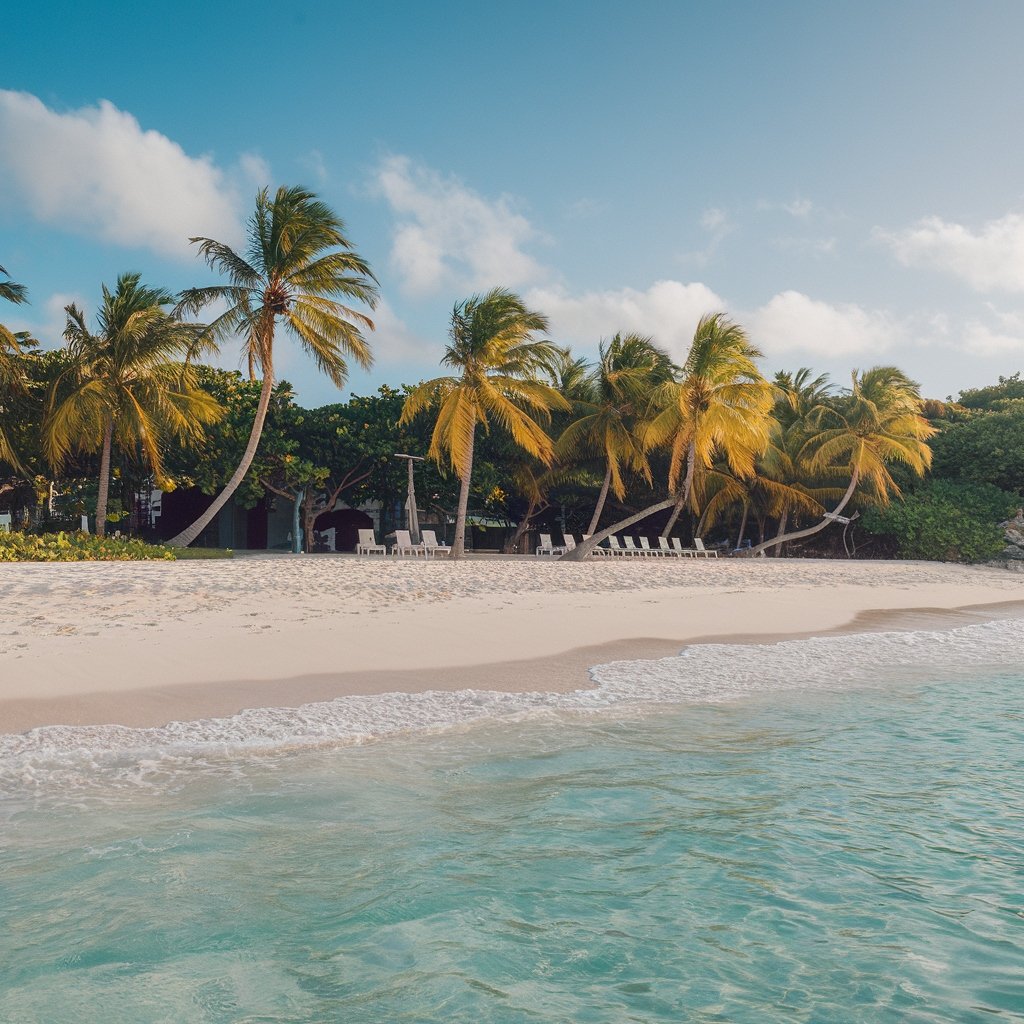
[562,534,578,554]
[421,529,451,558]
[622,536,645,557]
[536,533,566,556]
[658,537,682,558]
[391,529,424,558]
[582,534,608,556]
[680,537,718,558]
[671,537,695,558]
[602,536,626,561]
[356,528,386,556]
[0,513,11,534]
[638,537,662,557]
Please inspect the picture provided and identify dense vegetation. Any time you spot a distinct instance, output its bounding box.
[1,192,1020,563]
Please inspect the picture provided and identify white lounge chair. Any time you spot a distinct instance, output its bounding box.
[638,537,662,557]
[421,529,451,557]
[0,512,11,534]
[622,536,646,557]
[562,534,578,554]
[606,535,628,556]
[536,533,566,556]
[392,529,425,558]
[658,537,682,558]
[671,537,694,558]
[680,537,718,558]
[356,528,386,556]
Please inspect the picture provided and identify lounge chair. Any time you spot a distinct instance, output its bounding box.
[638,537,662,557]
[392,529,424,558]
[622,536,646,557]
[356,528,386,556]
[606,536,628,556]
[658,537,682,558]
[536,533,566,556]
[421,529,451,557]
[680,537,718,558]
[671,537,694,558]
[582,534,608,556]
[561,534,578,554]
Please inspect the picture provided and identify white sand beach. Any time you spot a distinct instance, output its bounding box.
[1,555,1021,733]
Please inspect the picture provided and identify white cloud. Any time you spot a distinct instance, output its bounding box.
[700,207,729,232]
[749,290,902,357]
[959,306,1024,355]
[0,90,257,259]
[371,155,546,295]
[4,291,85,348]
[878,212,1024,292]
[525,280,726,362]
[370,301,442,365]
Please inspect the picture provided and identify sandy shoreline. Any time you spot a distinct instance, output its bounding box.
[2,556,1021,733]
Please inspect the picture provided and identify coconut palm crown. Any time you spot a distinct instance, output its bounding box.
[400,287,568,558]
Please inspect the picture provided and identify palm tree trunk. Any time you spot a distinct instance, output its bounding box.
[773,510,789,557]
[506,495,538,553]
[661,441,696,537]
[736,502,749,547]
[95,420,113,538]
[166,357,275,548]
[749,470,859,557]
[562,495,680,561]
[449,425,475,559]
[587,464,612,535]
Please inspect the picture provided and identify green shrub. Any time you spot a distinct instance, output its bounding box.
[0,531,176,562]
[862,481,1017,563]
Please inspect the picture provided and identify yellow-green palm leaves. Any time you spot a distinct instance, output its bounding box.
[44,273,222,537]
[557,333,674,533]
[1,265,30,472]
[646,313,774,514]
[401,288,567,557]
[167,186,379,547]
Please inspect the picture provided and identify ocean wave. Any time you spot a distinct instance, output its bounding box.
[2,618,1022,793]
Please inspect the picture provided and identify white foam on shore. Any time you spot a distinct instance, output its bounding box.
[2,618,1021,793]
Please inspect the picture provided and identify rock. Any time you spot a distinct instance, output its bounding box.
[988,509,1024,568]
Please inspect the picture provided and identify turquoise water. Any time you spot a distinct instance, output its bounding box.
[2,668,1023,1022]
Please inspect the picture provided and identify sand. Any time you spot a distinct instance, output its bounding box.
[1,554,1021,733]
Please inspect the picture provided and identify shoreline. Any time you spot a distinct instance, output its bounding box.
[3,574,1022,732]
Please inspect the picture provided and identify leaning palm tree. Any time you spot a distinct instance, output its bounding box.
[400,288,568,558]
[646,313,775,537]
[44,273,223,537]
[563,312,773,561]
[557,333,674,534]
[167,185,378,547]
[749,366,936,556]
[0,265,30,471]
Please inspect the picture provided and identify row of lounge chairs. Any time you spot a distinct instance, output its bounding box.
[356,529,451,558]
[536,534,719,558]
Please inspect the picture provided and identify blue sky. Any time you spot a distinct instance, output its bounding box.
[4,1,1024,404]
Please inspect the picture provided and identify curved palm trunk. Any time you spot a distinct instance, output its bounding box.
[561,496,680,561]
[736,502,749,547]
[449,425,475,559]
[95,420,113,538]
[167,359,274,548]
[661,441,696,538]
[506,495,538,554]
[749,471,859,557]
[587,464,613,535]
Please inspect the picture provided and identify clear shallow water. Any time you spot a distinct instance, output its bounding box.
[3,664,1024,1022]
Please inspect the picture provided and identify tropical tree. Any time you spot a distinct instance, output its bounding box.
[0,265,30,471]
[44,273,222,537]
[167,185,379,547]
[400,288,568,558]
[557,332,674,534]
[563,312,774,560]
[749,366,936,556]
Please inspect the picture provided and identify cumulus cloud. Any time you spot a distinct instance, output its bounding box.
[371,155,546,295]
[878,212,1024,293]
[749,290,903,357]
[525,280,726,362]
[0,90,261,259]
[370,301,442,365]
[3,291,85,348]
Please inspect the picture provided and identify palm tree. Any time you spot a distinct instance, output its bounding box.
[400,288,568,558]
[0,265,30,471]
[167,185,378,547]
[646,313,775,537]
[557,333,674,534]
[44,273,222,537]
[563,312,773,561]
[749,366,936,556]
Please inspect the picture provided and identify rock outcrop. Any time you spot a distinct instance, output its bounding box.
[991,509,1024,570]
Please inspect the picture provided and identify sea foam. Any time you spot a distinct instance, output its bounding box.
[2,618,1021,793]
